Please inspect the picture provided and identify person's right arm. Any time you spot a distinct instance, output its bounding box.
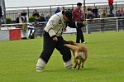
[67,20,87,28]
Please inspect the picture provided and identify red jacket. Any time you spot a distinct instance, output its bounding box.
[72,8,84,21]
[108,0,114,5]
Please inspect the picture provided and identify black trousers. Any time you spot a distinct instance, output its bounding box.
[39,31,71,63]
[76,27,84,43]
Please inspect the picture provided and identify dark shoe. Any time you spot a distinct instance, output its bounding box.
[21,37,27,39]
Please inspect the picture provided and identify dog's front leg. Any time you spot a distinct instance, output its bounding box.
[81,60,85,68]
[78,60,82,69]
[74,59,78,68]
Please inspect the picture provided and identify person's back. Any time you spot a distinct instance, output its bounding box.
[44,12,66,37]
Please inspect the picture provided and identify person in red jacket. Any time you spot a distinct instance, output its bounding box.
[72,2,87,44]
[108,0,114,14]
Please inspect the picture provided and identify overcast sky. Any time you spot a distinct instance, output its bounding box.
[5,0,123,7]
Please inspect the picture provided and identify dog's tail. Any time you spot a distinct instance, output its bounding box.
[64,44,79,50]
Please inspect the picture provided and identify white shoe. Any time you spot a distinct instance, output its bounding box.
[64,60,74,69]
[82,41,87,44]
[36,58,46,72]
[36,67,43,72]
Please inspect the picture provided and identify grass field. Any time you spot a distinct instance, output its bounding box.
[0,31,124,82]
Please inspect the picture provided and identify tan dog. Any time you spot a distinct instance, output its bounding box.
[64,41,88,69]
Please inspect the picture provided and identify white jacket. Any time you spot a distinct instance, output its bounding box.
[44,12,66,37]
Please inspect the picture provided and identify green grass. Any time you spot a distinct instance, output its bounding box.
[0,31,124,82]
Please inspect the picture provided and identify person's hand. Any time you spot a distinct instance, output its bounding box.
[53,37,58,41]
[83,21,87,26]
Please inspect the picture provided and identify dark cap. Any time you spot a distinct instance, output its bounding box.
[77,2,82,6]
[62,10,72,20]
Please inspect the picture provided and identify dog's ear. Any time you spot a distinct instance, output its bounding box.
[64,44,79,50]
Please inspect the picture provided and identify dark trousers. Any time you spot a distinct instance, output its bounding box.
[39,31,71,63]
[76,27,84,43]
[109,4,114,14]
[101,20,105,32]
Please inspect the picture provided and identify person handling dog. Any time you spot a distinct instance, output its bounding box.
[36,10,87,72]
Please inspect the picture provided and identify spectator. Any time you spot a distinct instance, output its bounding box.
[108,0,114,14]
[45,14,50,22]
[86,11,94,34]
[16,13,28,39]
[92,6,99,18]
[72,2,87,44]
[116,10,122,28]
[35,15,40,22]
[87,6,92,12]
[70,9,74,13]
[114,10,118,17]
[61,7,66,12]
[32,9,40,17]
[39,13,46,22]
[32,9,40,22]
[21,10,27,22]
[122,11,124,30]
[100,9,107,32]
[15,13,24,23]
[54,7,61,14]
[120,8,123,16]
[116,10,122,17]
